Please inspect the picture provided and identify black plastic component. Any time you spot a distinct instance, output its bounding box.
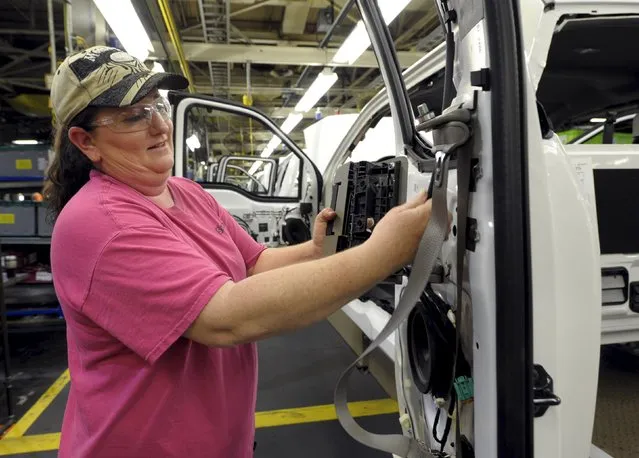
[258,223,268,232]
[602,267,629,306]
[470,68,491,91]
[282,218,311,245]
[628,282,639,313]
[466,218,478,252]
[325,158,407,310]
[332,162,401,253]
[603,113,616,144]
[300,202,313,216]
[532,364,561,417]
[359,284,396,315]
[407,286,458,398]
[460,436,475,457]
[536,101,554,139]
[446,9,457,23]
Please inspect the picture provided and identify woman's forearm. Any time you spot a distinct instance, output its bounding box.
[186,243,392,346]
[249,241,321,275]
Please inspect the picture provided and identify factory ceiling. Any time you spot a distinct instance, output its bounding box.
[0,0,443,147]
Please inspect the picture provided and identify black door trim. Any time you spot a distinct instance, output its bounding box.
[484,0,534,456]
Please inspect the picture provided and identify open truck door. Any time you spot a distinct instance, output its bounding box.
[170,94,323,248]
[323,0,603,457]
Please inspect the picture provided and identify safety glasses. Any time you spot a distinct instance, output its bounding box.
[90,97,172,133]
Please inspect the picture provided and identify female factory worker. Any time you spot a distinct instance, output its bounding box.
[45,46,433,458]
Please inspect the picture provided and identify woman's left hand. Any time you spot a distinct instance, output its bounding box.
[311,208,337,256]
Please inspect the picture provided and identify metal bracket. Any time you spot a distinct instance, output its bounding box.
[433,151,450,188]
[470,68,491,91]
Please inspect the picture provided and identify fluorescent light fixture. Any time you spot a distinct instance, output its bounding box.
[256,113,303,162]
[248,161,263,175]
[280,113,303,134]
[261,136,282,158]
[590,118,606,123]
[295,69,338,113]
[93,0,154,61]
[332,22,369,65]
[186,134,201,152]
[12,140,39,145]
[380,0,412,24]
[331,0,412,65]
[248,161,262,175]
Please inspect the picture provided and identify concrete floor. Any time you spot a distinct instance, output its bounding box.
[0,320,638,457]
[0,320,400,458]
[592,345,639,458]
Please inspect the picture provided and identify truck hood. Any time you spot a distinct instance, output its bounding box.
[537,15,639,130]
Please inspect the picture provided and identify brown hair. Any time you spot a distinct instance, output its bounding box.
[43,107,101,221]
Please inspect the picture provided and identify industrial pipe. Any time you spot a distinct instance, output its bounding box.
[287,0,355,105]
[63,0,73,56]
[319,0,355,49]
[226,0,231,88]
[157,0,195,92]
[47,0,56,75]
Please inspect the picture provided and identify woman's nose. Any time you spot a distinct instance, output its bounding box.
[149,111,170,133]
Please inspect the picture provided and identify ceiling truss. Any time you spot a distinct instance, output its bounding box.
[0,0,442,146]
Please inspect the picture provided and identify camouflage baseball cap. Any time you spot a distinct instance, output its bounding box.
[50,46,189,126]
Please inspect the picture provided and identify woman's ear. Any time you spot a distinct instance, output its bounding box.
[68,127,101,163]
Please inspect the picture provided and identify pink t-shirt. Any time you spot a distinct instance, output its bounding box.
[51,169,266,458]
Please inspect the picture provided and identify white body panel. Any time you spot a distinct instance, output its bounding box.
[519,4,604,454]
[565,145,639,344]
[528,128,601,458]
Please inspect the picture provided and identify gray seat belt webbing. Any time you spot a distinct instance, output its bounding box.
[334,151,452,458]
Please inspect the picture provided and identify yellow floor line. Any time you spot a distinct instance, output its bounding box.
[255,398,398,428]
[3,369,70,439]
[0,399,398,455]
[0,433,59,455]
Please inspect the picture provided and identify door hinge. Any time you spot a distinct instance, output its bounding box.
[533,364,561,417]
[465,218,479,252]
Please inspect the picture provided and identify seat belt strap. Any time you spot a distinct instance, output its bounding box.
[334,150,452,458]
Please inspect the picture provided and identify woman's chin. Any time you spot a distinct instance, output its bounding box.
[147,156,174,176]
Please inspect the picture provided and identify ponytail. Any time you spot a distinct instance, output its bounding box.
[43,107,100,221]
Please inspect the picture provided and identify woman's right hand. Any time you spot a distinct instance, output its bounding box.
[364,190,433,272]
